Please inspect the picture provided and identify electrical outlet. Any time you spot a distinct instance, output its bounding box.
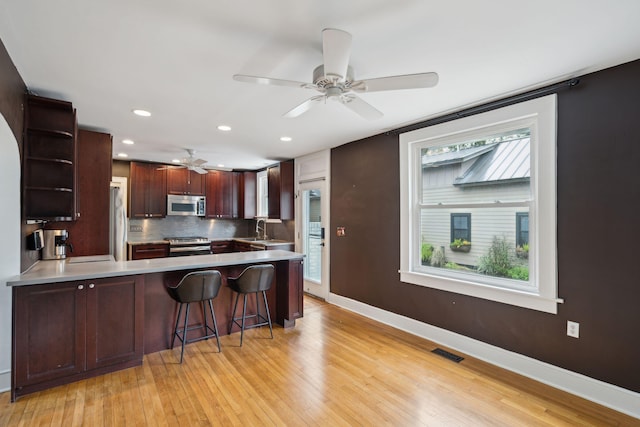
[567,320,580,338]
[129,225,143,232]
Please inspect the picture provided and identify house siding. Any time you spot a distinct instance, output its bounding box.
[421,162,530,265]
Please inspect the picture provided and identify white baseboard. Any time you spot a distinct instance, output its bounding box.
[0,369,10,394]
[327,293,640,419]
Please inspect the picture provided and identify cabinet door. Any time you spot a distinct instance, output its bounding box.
[168,168,206,195]
[188,170,206,195]
[267,165,281,219]
[129,162,149,218]
[206,171,241,218]
[86,276,144,370]
[14,282,86,388]
[167,168,188,195]
[147,165,167,217]
[130,162,166,218]
[267,161,294,220]
[47,129,112,256]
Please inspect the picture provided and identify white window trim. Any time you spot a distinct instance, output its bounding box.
[399,94,561,314]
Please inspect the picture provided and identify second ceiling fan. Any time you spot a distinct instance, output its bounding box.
[233,28,439,120]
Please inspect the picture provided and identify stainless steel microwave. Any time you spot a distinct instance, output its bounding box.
[167,194,206,216]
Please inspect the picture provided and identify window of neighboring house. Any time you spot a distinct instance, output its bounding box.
[451,213,471,242]
[399,94,559,314]
[516,212,529,247]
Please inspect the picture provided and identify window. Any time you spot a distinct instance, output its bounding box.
[400,95,559,313]
[256,170,268,217]
[516,213,529,247]
[451,213,471,242]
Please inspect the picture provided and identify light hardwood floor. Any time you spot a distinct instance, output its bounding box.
[1,296,637,426]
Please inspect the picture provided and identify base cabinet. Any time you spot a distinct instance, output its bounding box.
[12,275,144,400]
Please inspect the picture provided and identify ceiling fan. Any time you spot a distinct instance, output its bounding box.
[233,28,439,120]
[172,149,208,174]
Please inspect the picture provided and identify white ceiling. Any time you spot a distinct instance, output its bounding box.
[1,1,639,170]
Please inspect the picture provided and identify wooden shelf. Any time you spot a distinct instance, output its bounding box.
[27,128,74,138]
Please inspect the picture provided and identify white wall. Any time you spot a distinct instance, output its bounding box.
[0,114,20,392]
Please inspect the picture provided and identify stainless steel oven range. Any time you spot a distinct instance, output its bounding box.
[164,237,212,256]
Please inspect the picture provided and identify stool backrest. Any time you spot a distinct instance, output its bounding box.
[168,270,222,303]
[234,264,274,293]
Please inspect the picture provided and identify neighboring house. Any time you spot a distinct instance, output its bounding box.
[421,136,530,267]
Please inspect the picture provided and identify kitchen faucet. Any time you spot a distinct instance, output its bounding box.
[256,217,267,240]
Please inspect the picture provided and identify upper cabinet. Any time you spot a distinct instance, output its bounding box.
[267,160,294,220]
[23,94,77,221]
[129,162,167,218]
[47,130,112,256]
[167,168,206,196]
[206,170,240,218]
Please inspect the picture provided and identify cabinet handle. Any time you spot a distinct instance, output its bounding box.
[89,283,95,289]
[77,284,84,290]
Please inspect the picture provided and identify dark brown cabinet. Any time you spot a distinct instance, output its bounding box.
[23,95,78,221]
[206,170,240,218]
[46,129,112,256]
[276,259,304,327]
[267,160,294,220]
[167,168,206,196]
[129,243,169,260]
[210,240,233,254]
[129,162,167,218]
[12,275,144,400]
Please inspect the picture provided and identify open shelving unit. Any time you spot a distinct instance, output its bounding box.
[23,95,77,221]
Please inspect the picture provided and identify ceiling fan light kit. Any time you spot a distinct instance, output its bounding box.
[233,28,438,119]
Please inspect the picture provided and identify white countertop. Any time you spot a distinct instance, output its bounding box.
[8,250,304,287]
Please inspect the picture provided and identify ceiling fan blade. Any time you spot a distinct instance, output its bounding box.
[233,74,313,89]
[351,72,439,92]
[191,166,208,174]
[322,28,352,81]
[340,94,383,120]
[283,95,325,118]
[190,158,207,167]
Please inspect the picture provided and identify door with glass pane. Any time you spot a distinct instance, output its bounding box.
[299,181,328,299]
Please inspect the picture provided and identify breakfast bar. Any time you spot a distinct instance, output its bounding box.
[8,250,304,400]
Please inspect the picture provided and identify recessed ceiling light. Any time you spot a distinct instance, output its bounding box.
[132,109,151,117]
[280,136,292,142]
[117,153,128,158]
[217,125,231,131]
[122,139,134,145]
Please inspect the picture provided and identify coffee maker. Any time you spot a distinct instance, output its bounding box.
[42,229,70,260]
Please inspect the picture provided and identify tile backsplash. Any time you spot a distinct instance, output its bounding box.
[127,216,294,243]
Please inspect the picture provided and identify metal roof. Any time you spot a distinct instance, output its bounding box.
[422,144,496,168]
[453,137,530,187]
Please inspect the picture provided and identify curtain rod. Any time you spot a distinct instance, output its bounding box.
[391,78,580,135]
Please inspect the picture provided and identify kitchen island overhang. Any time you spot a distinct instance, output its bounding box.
[9,250,304,400]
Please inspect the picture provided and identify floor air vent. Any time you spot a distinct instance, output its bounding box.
[431,348,464,363]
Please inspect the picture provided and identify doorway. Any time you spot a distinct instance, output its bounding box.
[298,180,329,300]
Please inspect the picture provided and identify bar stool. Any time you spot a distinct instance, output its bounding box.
[228,264,275,346]
[167,270,222,363]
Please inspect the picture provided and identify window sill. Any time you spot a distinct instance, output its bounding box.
[399,270,562,314]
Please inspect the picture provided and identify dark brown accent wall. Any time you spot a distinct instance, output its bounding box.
[331,59,640,393]
[0,39,37,272]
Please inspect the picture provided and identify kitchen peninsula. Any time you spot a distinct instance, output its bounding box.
[8,250,304,400]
